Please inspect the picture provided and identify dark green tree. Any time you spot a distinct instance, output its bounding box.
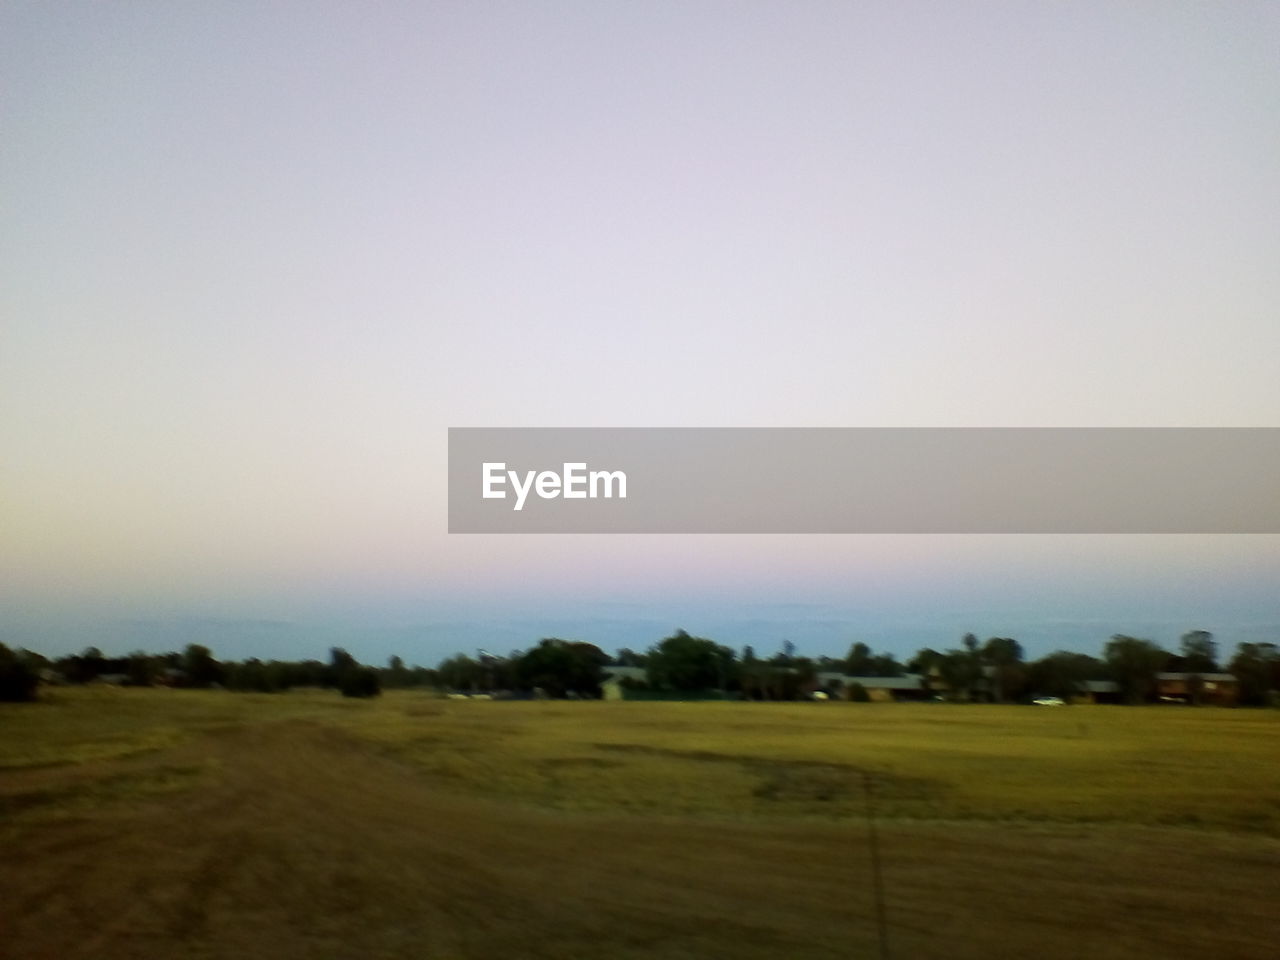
[868,653,905,677]
[1026,651,1104,703]
[935,635,985,701]
[982,637,1026,702]
[384,655,411,688]
[1228,642,1280,706]
[515,639,608,698]
[846,641,875,675]
[614,648,646,667]
[1104,635,1166,704]
[226,658,282,693]
[1179,630,1218,673]
[907,648,944,674]
[437,654,483,691]
[62,646,106,684]
[646,630,734,693]
[340,666,381,698]
[325,647,357,688]
[182,644,222,688]
[0,644,40,702]
[125,651,157,687]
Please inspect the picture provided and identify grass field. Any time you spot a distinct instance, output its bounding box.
[2,688,1278,959]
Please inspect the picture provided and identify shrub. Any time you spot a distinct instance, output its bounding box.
[0,644,40,702]
[339,667,381,698]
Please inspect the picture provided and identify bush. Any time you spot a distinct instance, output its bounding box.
[847,682,870,703]
[339,667,381,698]
[0,644,40,702]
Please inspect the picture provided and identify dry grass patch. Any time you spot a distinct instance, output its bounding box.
[3,689,1279,960]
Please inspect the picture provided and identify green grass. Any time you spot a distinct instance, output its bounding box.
[4,688,1278,960]
[9,687,1274,832]
[354,696,1280,831]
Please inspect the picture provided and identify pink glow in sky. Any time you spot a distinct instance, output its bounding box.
[3,2,1278,664]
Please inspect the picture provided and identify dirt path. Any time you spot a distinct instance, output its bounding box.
[3,719,1276,959]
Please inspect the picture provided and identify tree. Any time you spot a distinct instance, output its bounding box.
[226,658,283,693]
[0,644,39,702]
[933,635,986,701]
[515,638,608,698]
[907,648,944,674]
[125,651,157,687]
[340,666,381,698]
[845,643,903,678]
[938,649,983,701]
[438,654,483,691]
[61,646,106,684]
[1180,630,1218,673]
[646,630,734,693]
[183,644,222,688]
[614,648,646,668]
[790,656,818,698]
[753,654,809,700]
[846,642,874,675]
[1026,651,1103,703]
[325,647,357,687]
[982,637,1026,702]
[383,655,411,688]
[868,653,905,677]
[1228,642,1280,706]
[1104,635,1166,704]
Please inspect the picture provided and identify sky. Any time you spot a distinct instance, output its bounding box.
[3,1,1279,667]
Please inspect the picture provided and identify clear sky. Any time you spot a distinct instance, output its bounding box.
[4,1,1278,666]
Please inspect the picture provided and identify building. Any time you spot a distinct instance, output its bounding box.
[1154,672,1239,706]
[1074,680,1121,704]
[816,672,931,702]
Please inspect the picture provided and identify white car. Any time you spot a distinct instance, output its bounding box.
[1032,695,1066,706]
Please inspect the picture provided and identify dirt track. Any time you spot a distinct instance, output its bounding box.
[3,719,1276,959]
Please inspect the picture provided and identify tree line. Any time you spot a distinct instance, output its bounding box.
[2,629,1278,706]
[408,629,1280,705]
[0,644,390,701]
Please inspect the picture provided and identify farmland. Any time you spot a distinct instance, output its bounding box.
[2,688,1277,959]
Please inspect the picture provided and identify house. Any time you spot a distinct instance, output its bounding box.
[817,672,931,702]
[1154,672,1239,706]
[1074,680,1121,705]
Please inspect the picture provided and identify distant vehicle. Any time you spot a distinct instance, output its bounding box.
[1032,695,1066,706]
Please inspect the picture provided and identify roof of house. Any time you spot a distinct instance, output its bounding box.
[1080,680,1120,694]
[1156,672,1237,683]
[818,672,925,690]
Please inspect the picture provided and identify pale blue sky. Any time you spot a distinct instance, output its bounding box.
[3,2,1278,665]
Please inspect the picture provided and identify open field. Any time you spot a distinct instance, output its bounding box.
[2,689,1278,959]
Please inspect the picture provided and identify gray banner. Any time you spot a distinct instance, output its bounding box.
[447,428,1280,533]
